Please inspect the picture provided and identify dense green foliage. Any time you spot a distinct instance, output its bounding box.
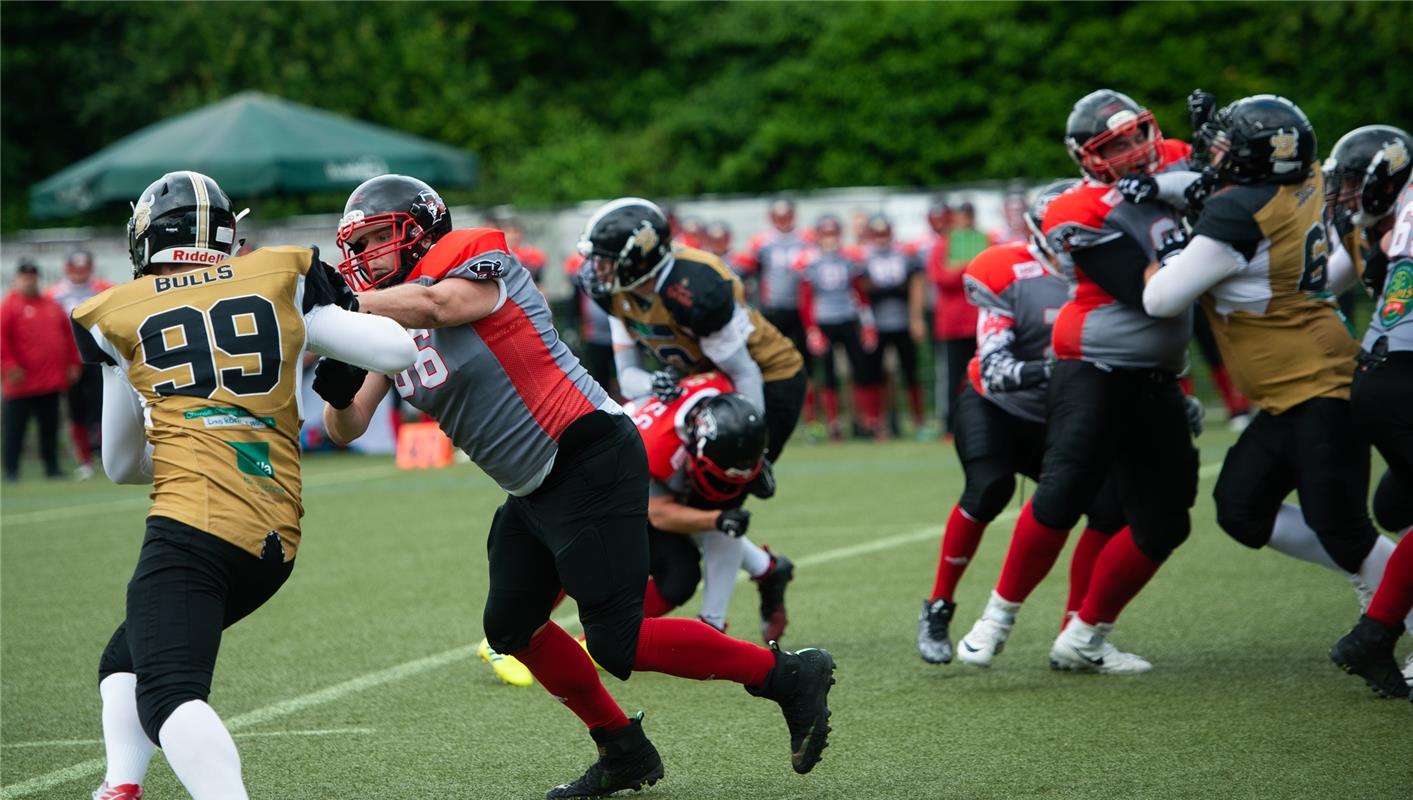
[3,1,1410,230]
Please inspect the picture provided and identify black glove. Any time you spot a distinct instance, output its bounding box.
[1183,394,1205,438]
[1187,89,1217,135]
[1362,247,1390,299]
[1155,226,1189,267]
[746,459,776,500]
[1118,174,1159,205]
[715,507,751,537]
[650,369,684,403]
[313,358,368,410]
[308,246,359,312]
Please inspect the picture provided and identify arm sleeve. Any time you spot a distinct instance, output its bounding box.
[303,305,418,374]
[1154,171,1203,208]
[610,316,653,400]
[702,311,765,410]
[1142,235,1245,318]
[1324,235,1359,295]
[100,364,154,485]
[1070,233,1154,307]
[1192,187,1267,260]
[70,318,117,366]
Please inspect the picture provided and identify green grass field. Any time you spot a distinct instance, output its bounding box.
[2,430,1409,799]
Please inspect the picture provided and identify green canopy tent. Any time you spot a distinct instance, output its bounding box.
[29,91,478,218]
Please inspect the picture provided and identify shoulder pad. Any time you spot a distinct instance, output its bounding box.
[964,243,1034,297]
[659,255,736,336]
[1159,139,1194,170]
[1193,184,1273,245]
[411,229,512,283]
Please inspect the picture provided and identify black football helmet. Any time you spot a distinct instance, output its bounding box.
[1025,178,1081,257]
[1201,95,1316,186]
[336,175,452,291]
[127,171,241,279]
[685,393,767,504]
[1065,90,1164,184]
[577,198,673,295]
[1323,125,1413,227]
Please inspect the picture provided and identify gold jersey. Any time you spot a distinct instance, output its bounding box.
[1193,170,1358,415]
[602,247,802,382]
[72,247,322,560]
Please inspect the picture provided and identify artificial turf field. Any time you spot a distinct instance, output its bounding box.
[2,428,1409,799]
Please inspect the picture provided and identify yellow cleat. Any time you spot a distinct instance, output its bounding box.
[576,633,604,671]
[477,638,534,687]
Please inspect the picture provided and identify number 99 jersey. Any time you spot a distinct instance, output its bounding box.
[71,247,330,560]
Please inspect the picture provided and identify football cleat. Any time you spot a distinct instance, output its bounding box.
[545,712,663,798]
[917,598,956,664]
[93,783,143,800]
[477,638,534,687]
[754,551,794,643]
[747,643,836,774]
[956,615,1013,668]
[1049,617,1152,674]
[1329,615,1410,699]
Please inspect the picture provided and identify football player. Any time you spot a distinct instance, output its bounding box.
[76,171,417,800]
[741,197,818,425]
[957,90,1200,674]
[1322,124,1413,699]
[579,198,806,466]
[795,214,879,439]
[860,214,928,435]
[630,373,794,640]
[326,176,835,796]
[919,180,1126,665]
[45,249,114,480]
[1141,97,1401,651]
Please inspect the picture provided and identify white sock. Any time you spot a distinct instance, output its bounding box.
[99,673,154,787]
[157,700,248,800]
[984,590,1021,625]
[698,531,745,630]
[739,536,772,578]
[1267,504,1345,573]
[1352,534,1398,616]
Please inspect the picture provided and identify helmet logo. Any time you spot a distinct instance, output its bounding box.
[1105,109,1139,134]
[630,220,660,256]
[415,190,446,225]
[1270,130,1299,160]
[1381,139,1410,172]
[132,196,154,237]
[696,409,719,442]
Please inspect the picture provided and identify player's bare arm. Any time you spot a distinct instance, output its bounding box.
[355,276,501,329]
[647,495,721,534]
[324,372,392,446]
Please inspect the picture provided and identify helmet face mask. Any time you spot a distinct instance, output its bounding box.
[1323,125,1413,228]
[336,175,451,291]
[1066,90,1163,184]
[1025,178,1080,258]
[127,171,239,279]
[578,198,673,295]
[683,393,766,504]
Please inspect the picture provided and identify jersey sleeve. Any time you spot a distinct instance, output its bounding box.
[660,258,736,336]
[1192,185,1273,260]
[70,318,117,366]
[411,229,512,284]
[301,247,349,314]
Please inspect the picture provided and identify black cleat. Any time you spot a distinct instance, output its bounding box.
[748,643,836,774]
[755,551,794,643]
[917,598,956,664]
[1330,615,1410,699]
[545,712,664,798]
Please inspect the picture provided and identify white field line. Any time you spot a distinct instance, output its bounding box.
[0,459,1222,797]
[3,727,376,749]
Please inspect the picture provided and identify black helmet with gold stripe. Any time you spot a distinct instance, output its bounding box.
[127,171,240,279]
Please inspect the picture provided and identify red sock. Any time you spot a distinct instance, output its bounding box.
[803,384,817,424]
[908,385,925,428]
[510,623,628,732]
[633,617,775,687]
[1065,527,1118,629]
[642,578,676,618]
[821,388,840,426]
[1367,534,1413,629]
[1178,376,1194,396]
[550,588,568,611]
[1209,365,1249,416]
[71,423,92,465]
[851,386,870,428]
[1078,528,1163,625]
[931,504,988,603]
[994,501,1071,604]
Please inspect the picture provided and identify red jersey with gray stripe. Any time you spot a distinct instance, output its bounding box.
[962,243,1068,422]
[390,229,611,495]
[1042,140,1194,372]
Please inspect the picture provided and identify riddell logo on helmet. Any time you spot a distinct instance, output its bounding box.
[172,249,225,264]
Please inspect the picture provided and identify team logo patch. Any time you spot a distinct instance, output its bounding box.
[188,407,275,429]
[631,220,660,255]
[696,409,719,442]
[1270,130,1299,160]
[1377,259,1413,327]
[1381,139,1411,173]
[665,279,694,307]
[131,195,154,237]
[227,440,276,478]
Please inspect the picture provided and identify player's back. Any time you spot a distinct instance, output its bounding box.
[629,372,734,483]
[72,247,317,560]
[1194,170,1358,413]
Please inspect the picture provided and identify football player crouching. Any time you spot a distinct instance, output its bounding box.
[627,372,796,641]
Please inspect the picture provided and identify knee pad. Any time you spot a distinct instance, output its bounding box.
[1373,470,1413,532]
[1130,516,1191,562]
[135,674,208,745]
[98,624,133,682]
[959,463,1015,523]
[579,589,645,681]
[482,597,542,656]
[1213,486,1275,550]
[654,559,701,607]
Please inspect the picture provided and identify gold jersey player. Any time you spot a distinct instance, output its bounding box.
[1141,96,1398,616]
[73,172,415,800]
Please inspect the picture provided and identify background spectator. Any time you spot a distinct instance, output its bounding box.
[44,249,113,479]
[2,260,80,481]
[928,201,987,438]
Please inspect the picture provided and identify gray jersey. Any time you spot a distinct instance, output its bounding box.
[963,242,1069,422]
[801,248,863,325]
[391,230,612,496]
[1365,185,1413,354]
[753,230,810,310]
[864,245,922,333]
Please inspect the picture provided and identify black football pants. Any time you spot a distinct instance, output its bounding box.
[98,516,293,744]
[764,307,814,383]
[817,320,870,392]
[1213,397,1378,573]
[1352,351,1413,533]
[2,392,62,479]
[482,411,649,681]
[762,369,807,463]
[1031,360,1197,561]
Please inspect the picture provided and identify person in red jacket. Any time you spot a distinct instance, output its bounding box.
[928,203,984,438]
[2,260,81,481]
